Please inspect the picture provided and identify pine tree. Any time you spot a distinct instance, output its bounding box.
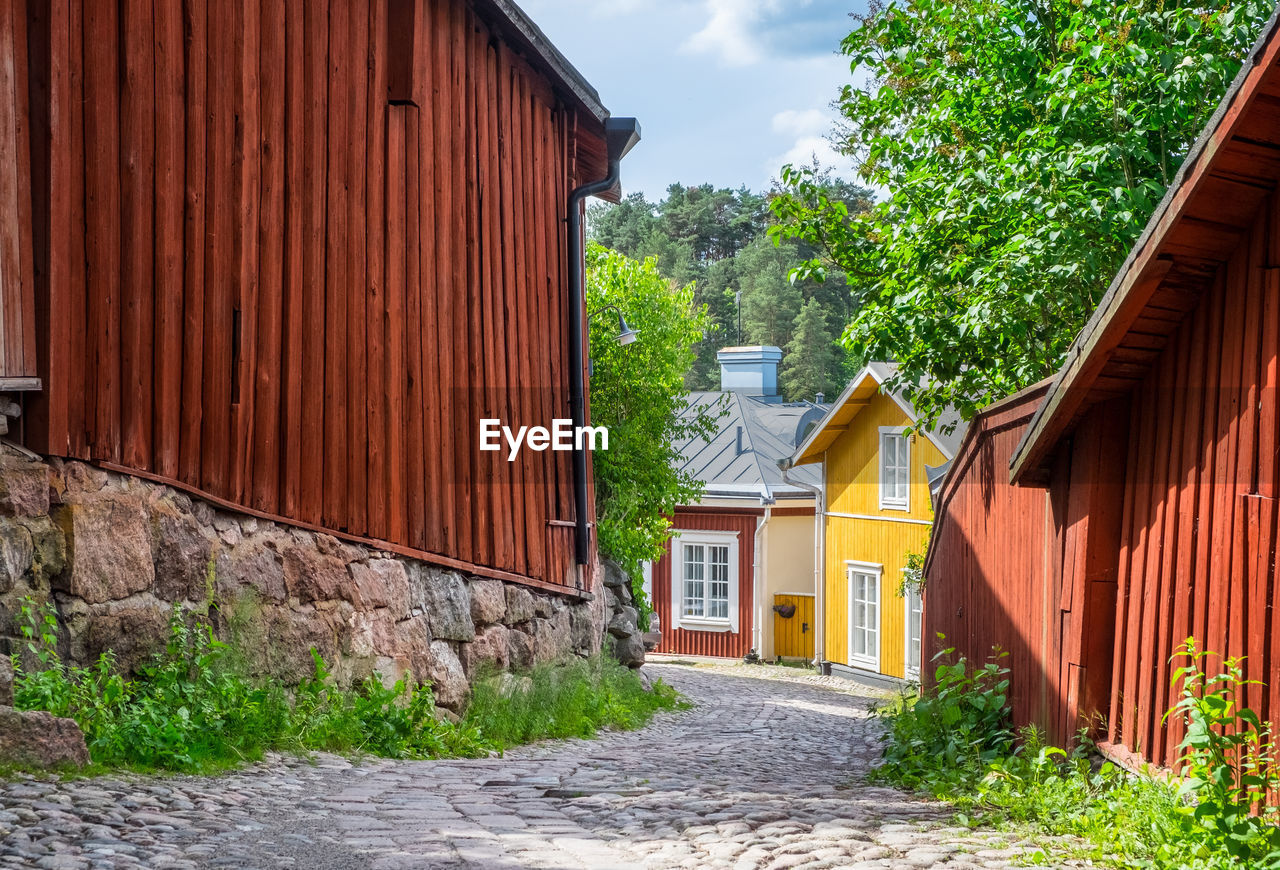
[782,299,838,402]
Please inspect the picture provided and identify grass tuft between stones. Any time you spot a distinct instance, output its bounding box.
[9,598,684,775]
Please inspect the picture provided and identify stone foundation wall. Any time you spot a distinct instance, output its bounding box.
[0,447,619,712]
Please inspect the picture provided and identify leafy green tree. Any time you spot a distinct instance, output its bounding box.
[736,237,804,349]
[771,0,1273,427]
[783,299,840,403]
[586,243,718,617]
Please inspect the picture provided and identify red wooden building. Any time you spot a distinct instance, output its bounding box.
[927,10,1280,767]
[1,0,637,597]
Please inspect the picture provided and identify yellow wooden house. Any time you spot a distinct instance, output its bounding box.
[784,363,963,683]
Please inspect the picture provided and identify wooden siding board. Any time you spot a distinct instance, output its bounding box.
[23,0,595,594]
[153,0,184,480]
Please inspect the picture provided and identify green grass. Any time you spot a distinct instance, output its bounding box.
[872,644,1280,869]
[9,598,683,775]
[464,657,686,752]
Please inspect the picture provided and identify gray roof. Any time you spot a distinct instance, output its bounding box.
[675,392,826,501]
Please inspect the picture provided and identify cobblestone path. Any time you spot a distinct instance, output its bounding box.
[0,663,1084,870]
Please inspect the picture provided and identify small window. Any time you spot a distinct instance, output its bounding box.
[670,530,740,632]
[682,542,730,620]
[879,428,910,511]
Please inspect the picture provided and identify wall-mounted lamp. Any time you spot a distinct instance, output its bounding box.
[590,304,639,346]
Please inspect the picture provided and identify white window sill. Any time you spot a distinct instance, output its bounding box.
[677,618,733,633]
[848,657,880,672]
[878,502,909,512]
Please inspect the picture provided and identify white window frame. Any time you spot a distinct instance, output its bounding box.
[878,426,911,512]
[670,530,740,633]
[846,560,882,672]
[904,586,923,680]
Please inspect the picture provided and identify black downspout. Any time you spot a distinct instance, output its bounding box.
[566,117,640,568]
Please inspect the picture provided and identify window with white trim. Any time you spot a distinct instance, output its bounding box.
[879,428,910,511]
[904,587,923,679]
[847,562,882,670]
[670,530,740,632]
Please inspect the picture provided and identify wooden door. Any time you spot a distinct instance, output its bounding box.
[773,593,815,660]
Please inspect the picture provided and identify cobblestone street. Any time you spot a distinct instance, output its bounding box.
[0,663,1083,870]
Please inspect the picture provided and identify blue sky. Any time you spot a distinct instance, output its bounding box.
[519,0,868,201]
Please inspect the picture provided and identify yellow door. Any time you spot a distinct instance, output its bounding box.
[773,593,816,660]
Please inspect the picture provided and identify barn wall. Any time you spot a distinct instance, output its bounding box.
[0,0,37,385]
[923,385,1071,739]
[22,0,602,591]
[652,507,757,658]
[1107,193,1280,769]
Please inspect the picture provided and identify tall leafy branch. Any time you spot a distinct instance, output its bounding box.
[771,0,1273,427]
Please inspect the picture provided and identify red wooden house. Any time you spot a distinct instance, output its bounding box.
[926,9,1280,768]
[1,0,638,598]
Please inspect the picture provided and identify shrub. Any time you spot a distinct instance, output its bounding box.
[873,637,1280,868]
[10,598,681,773]
[872,645,1015,791]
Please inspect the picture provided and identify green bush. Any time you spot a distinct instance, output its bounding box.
[872,645,1015,792]
[10,598,681,774]
[872,639,1280,869]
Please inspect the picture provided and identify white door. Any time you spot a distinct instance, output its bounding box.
[904,588,923,679]
[847,564,881,671]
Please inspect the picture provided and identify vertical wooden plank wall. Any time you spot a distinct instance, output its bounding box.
[652,508,757,658]
[923,385,1071,742]
[1107,193,1280,769]
[25,0,596,592]
[0,0,37,386]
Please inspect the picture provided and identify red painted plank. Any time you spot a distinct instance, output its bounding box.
[298,0,327,525]
[385,104,406,545]
[178,0,207,484]
[278,0,306,517]
[345,0,370,536]
[365,0,388,541]
[153,0,184,479]
[322,0,350,528]
[252,0,287,513]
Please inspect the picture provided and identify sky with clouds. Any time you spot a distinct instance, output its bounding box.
[518,0,869,201]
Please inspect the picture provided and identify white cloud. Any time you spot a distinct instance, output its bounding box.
[766,107,854,180]
[682,0,779,67]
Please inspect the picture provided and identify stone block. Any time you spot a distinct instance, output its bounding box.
[216,537,287,605]
[504,584,535,624]
[351,559,411,616]
[417,570,474,642]
[80,598,171,675]
[0,708,89,768]
[0,656,11,706]
[394,615,433,684]
[608,607,640,638]
[282,544,349,604]
[507,628,534,671]
[601,558,630,590]
[153,506,216,603]
[460,624,509,677]
[425,640,469,711]
[610,632,646,669]
[531,609,572,664]
[469,579,506,625]
[56,494,154,604]
[533,594,556,619]
[570,600,599,656]
[21,516,66,588]
[0,517,33,595]
[0,455,51,517]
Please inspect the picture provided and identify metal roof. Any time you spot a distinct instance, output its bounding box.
[674,392,826,501]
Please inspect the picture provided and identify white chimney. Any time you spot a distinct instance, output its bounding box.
[717,346,783,397]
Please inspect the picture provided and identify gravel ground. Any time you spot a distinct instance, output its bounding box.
[0,661,1088,869]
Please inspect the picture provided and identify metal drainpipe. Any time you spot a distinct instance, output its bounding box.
[753,500,771,658]
[781,460,825,670]
[566,118,640,568]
